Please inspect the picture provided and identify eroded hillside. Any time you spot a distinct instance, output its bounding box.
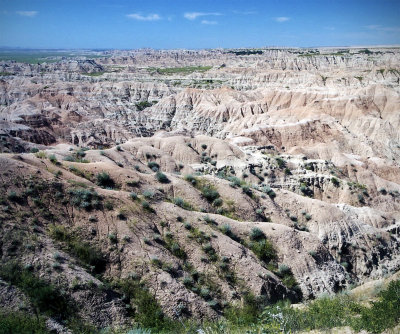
[0,47,399,332]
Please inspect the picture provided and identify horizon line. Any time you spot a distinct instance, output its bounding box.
[0,44,400,51]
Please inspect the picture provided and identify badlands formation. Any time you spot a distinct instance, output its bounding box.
[0,47,399,330]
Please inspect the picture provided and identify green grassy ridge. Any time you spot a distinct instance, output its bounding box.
[147,66,212,75]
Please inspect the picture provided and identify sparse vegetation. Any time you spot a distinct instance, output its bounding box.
[0,262,94,332]
[48,224,105,273]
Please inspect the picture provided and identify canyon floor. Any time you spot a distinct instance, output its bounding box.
[0,47,399,333]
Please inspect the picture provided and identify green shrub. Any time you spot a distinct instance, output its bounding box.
[300,184,314,197]
[249,227,265,241]
[218,224,242,243]
[183,276,194,287]
[104,200,114,210]
[135,101,153,111]
[142,201,153,212]
[96,172,115,189]
[143,190,155,199]
[250,239,277,264]
[68,188,102,210]
[35,151,47,159]
[155,171,170,183]
[7,191,21,203]
[201,185,220,202]
[219,224,232,235]
[130,192,138,200]
[168,242,187,260]
[172,197,183,207]
[127,180,140,187]
[379,188,387,195]
[29,147,39,153]
[108,233,118,243]
[267,189,276,199]
[331,177,340,187]
[277,264,291,276]
[228,176,242,187]
[212,198,223,207]
[276,157,287,169]
[48,154,58,164]
[150,256,162,267]
[203,215,217,225]
[184,174,198,186]
[242,185,252,196]
[147,161,160,171]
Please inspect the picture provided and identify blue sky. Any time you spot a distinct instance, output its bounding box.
[0,0,399,49]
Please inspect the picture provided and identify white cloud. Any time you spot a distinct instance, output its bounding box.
[16,11,38,17]
[126,13,161,21]
[365,24,400,32]
[201,20,217,25]
[274,16,290,23]
[184,12,221,20]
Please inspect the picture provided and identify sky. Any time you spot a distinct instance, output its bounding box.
[0,0,399,49]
